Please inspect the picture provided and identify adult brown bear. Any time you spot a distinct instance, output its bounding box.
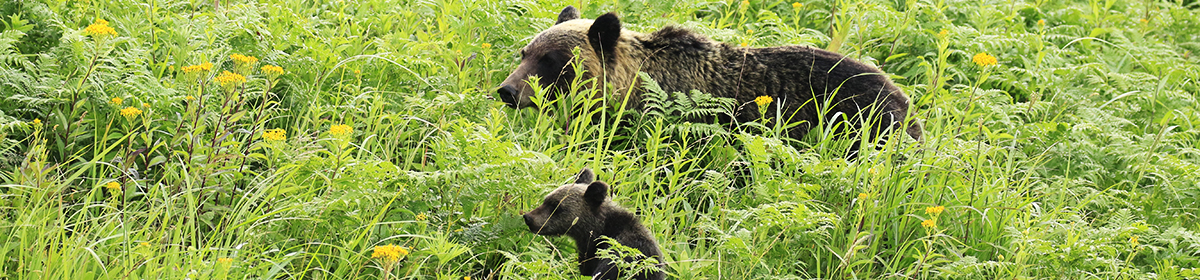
[498,6,922,148]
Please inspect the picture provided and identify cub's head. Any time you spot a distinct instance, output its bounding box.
[497,6,623,108]
[523,168,611,236]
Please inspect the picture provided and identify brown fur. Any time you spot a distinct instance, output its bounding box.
[523,168,665,280]
[497,6,923,146]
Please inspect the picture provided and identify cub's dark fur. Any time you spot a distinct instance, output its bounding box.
[523,168,665,280]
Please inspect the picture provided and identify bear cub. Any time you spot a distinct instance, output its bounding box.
[523,168,665,280]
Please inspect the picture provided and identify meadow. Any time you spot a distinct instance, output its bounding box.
[2,0,1199,279]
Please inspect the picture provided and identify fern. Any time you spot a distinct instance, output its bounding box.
[0,29,25,66]
[636,72,736,138]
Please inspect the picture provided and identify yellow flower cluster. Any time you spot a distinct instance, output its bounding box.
[329,124,352,136]
[415,213,427,221]
[481,43,492,49]
[371,244,409,262]
[185,95,196,101]
[217,257,233,265]
[120,106,143,117]
[857,192,869,201]
[110,97,123,104]
[792,2,802,9]
[1130,235,1139,246]
[263,128,287,141]
[142,102,150,108]
[215,71,246,88]
[105,181,121,191]
[230,53,259,65]
[925,205,945,215]
[181,62,214,74]
[1037,19,1045,26]
[31,119,41,126]
[261,65,284,76]
[84,19,118,38]
[754,95,773,107]
[973,52,998,67]
[921,219,936,228]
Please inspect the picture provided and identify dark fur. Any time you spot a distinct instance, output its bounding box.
[523,168,665,280]
[498,6,923,146]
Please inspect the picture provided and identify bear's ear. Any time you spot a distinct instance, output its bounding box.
[555,6,580,25]
[583,181,609,206]
[574,168,595,184]
[587,12,621,63]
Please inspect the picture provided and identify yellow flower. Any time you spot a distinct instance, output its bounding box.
[84,19,118,38]
[185,95,196,101]
[142,102,150,108]
[792,2,802,9]
[31,119,41,126]
[261,65,284,77]
[139,242,150,247]
[1130,235,1139,246]
[214,71,246,89]
[263,128,287,142]
[217,257,233,264]
[938,29,948,37]
[230,53,259,65]
[925,205,945,215]
[1139,18,1149,24]
[464,277,471,280]
[857,192,869,201]
[754,95,773,107]
[105,181,121,191]
[972,52,998,67]
[329,124,353,136]
[481,43,492,49]
[741,0,750,6]
[120,107,143,118]
[739,42,748,47]
[110,97,123,104]
[921,219,936,228]
[371,244,409,262]
[1037,19,1045,25]
[747,29,754,34]
[416,213,427,221]
[182,62,214,74]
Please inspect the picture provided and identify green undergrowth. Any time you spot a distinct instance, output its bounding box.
[1,0,1199,279]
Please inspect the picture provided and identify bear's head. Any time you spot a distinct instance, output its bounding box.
[497,6,625,108]
[523,168,610,236]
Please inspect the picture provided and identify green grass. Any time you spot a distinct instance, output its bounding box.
[2,0,1199,279]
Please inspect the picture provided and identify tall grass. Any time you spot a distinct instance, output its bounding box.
[2,0,1199,279]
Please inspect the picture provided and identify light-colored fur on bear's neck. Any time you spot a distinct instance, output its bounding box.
[541,19,651,105]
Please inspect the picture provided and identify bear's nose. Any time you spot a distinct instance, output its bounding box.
[522,213,538,232]
[497,85,518,107]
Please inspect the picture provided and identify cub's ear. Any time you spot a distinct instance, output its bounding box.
[587,12,621,63]
[583,181,609,206]
[556,6,580,25]
[574,168,595,184]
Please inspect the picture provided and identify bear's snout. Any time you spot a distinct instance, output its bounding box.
[497,85,519,107]
[522,213,540,232]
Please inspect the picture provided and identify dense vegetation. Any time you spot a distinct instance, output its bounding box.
[2,0,1199,279]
